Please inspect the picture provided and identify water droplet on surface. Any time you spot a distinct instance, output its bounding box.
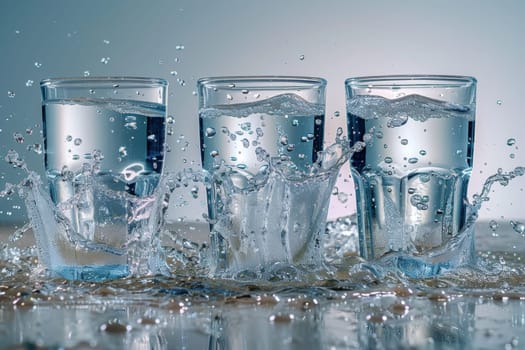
[419,149,427,156]
[400,139,408,145]
[497,99,503,105]
[384,157,393,164]
[334,111,340,117]
[66,135,73,142]
[299,54,305,61]
[507,138,516,146]
[408,157,418,164]
[170,70,178,76]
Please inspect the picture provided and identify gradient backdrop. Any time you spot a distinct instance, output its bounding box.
[1,0,524,230]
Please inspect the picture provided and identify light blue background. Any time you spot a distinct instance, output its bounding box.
[1,0,524,227]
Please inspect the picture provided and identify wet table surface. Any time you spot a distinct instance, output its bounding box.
[0,222,524,350]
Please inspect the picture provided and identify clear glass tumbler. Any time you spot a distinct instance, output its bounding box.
[198,76,328,276]
[346,75,476,263]
[39,77,168,280]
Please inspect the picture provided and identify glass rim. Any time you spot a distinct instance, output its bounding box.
[345,74,477,88]
[40,76,168,88]
[197,76,327,90]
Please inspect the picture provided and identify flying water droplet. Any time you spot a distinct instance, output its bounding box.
[510,220,525,236]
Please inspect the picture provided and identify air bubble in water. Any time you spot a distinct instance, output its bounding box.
[299,54,305,60]
[408,157,418,164]
[118,146,127,158]
[148,134,157,141]
[103,39,110,44]
[170,71,178,76]
[167,115,175,124]
[13,132,24,143]
[507,138,516,146]
[497,99,503,105]
[73,138,82,146]
[242,138,250,148]
[384,157,393,164]
[66,135,73,142]
[25,80,34,87]
[7,90,15,98]
[83,70,90,77]
[387,112,408,128]
[205,127,216,137]
[400,139,408,145]
[100,57,110,64]
[34,62,42,68]
[280,135,288,145]
[175,45,185,50]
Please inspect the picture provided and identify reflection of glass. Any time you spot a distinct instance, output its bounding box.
[39,77,168,280]
[346,75,476,263]
[197,76,328,275]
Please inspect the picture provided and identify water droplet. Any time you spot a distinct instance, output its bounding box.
[175,45,185,50]
[408,187,416,194]
[34,62,42,68]
[103,39,110,44]
[315,119,323,126]
[510,153,515,159]
[280,135,288,145]
[66,135,73,142]
[510,220,525,235]
[7,90,15,98]
[100,57,110,64]
[387,112,408,128]
[408,157,418,164]
[14,29,21,35]
[118,146,127,158]
[73,138,82,146]
[253,93,260,99]
[226,94,233,101]
[400,139,408,145]
[190,186,198,198]
[489,220,498,231]
[336,127,344,137]
[384,156,393,164]
[286,144,295,152]
[256,128,264,138]
[13,132,24,143]
[25,80,34,87]
[205,127,216,137]
[83,70,90,77]
[299,54,305,61]
[419,149,427,156]
[334,111,340,117]
[210,150,219,158]
[497,99,503,105]
[292,119,299,126]
[507,138,516,146]
[170,70,178,76]
[89,89,95,94]
[242,138,250,148]
[148,134,157,141]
